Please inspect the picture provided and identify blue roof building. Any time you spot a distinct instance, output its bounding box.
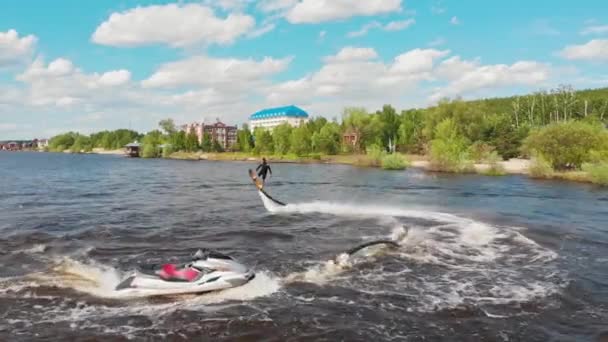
[249,105,309,130]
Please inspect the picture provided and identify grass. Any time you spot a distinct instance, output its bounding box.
[381,153,410,170]
[528,153,554,178]
[480,163,507,176]
[582,162,608,185]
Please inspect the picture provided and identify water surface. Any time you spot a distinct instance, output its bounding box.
[1,152,607,341]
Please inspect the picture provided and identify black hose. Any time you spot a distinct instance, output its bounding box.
[345,240,400,256]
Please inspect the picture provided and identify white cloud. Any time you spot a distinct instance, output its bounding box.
[581,24,608,35]
[91,3,255,47]
[384,19,415,31]
[267,47,449,108]
[428,37,446,47]
[247,23,276,38]
[319,30,327,39]
[323,47,379,63]
[286,0,402,24]
[0,29,37,67]
[204,0,253,11]
[98,70,132,87]
[142,55,292,89]
[559,39,608,61]
[347,22,381,38]
[258,0,299,13]
[16,57,136,108]
[348,18,414,37]
[450,16,460,25]
[430,58,550,102]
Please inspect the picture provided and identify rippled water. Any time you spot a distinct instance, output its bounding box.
[1,152,607,341]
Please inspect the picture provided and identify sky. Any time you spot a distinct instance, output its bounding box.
[1,0,607,139]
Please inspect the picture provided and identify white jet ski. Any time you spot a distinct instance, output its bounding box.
[114,249,255,296]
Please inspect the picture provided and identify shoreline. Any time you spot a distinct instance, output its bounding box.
[23,149,603,186]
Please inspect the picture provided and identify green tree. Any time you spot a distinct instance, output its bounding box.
[201,132,213,152]
[272,123,293,155]
[159,118,177,135]
[212,140,224,152]
[429,118,471,172]
[522,121,608,170]
[398,109,425,153]
[290,124,312,156]
[237,124,253,152]
[141,130,163,158]
[253,128,273,154]
[185,131,200,152]
[312,122,341,155]
[70,135,92,153]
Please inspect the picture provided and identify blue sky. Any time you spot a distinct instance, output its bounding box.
[1,0,607,139]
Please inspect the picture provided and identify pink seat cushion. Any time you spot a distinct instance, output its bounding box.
[159,264,199,281]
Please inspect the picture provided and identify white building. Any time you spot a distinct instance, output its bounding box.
[249,105,309,130]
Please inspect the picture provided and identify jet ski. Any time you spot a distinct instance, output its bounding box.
[114,249,255,296]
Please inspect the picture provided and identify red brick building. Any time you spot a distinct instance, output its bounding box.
[183,119,237,150]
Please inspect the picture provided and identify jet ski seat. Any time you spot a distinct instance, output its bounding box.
[158,263,200,282]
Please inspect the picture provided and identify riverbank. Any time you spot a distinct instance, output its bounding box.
[167,151,531,173]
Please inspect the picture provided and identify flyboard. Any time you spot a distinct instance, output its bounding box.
[248,169,286,206]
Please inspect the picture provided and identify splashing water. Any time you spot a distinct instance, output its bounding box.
[260,197,565,312]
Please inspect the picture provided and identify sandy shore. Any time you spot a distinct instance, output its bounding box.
[91,148,124,155]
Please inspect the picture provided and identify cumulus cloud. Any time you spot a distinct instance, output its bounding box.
[0,29,37,67]
[348,18,414,37]
[141,55,292,89]
[559,39,608,61]
[266,47,449,107]
[429,58,550,101]
[581,24,608,35]
[91,3,255,47]
[98,70,132,87]
[323,47,379,63]
[16,57,136,107]
[258,0,300,13]
[285,0,402,24]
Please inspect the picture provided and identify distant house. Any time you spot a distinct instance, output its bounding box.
[124,141,140,157]
[342,129,360,150]
[183,119,237,150]
[36,139,49,149]
[249,105,309,130]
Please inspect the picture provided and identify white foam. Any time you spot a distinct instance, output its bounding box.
[263,199,564,312]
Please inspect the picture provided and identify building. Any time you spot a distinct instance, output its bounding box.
[36,139,49,149]
[183,119,237,150]
[249,105,309,130]
[342,129,360,149]
[124,141,140,157]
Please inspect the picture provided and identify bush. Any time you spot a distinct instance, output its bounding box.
[381,153,409,170]
[522,121,608,170]
[582,162,608,185]
[468,142,496,163]
[366,144,385,167]
[162,144,174,158]
[429,118,473,172]
[480,151,506,176]
[142,144,158,158]
[528,152,553,178]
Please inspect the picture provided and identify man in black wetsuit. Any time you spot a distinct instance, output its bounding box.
[256,158,272,183]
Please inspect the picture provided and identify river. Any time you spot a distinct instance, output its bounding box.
[1,152,607,341]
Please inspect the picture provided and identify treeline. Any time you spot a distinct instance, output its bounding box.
[47,85,608,181]
[48,129,141,153]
